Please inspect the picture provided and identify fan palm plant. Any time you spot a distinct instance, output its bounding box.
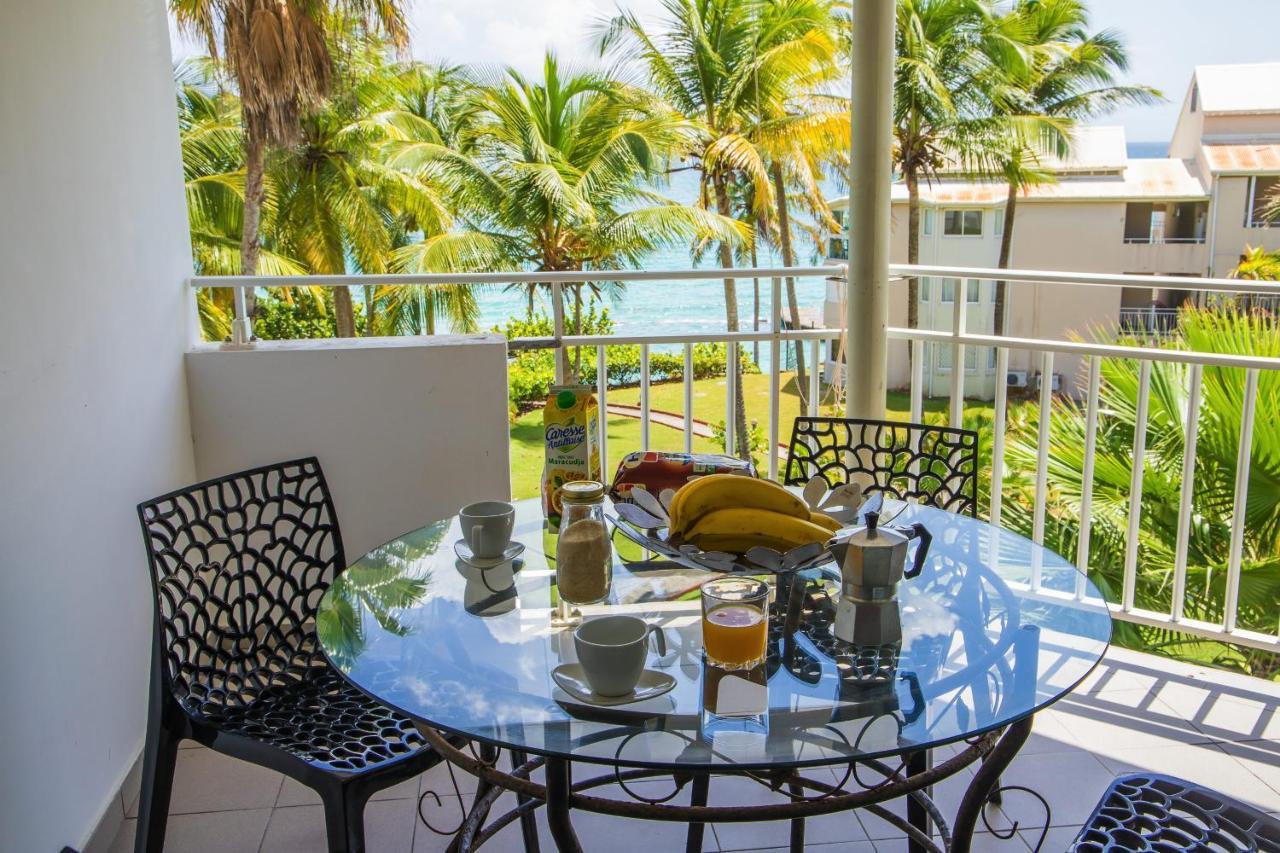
[1234,245,1280,282]
[598,0,840,455]
[989,0,1160,335]
[391,53,747,371]
[1003,307,1280,675]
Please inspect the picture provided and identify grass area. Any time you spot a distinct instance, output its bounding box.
[510,371,1003,498]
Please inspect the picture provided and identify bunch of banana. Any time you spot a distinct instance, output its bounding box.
[667,474,841,553]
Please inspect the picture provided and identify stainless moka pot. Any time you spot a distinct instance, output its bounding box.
[827,511,932,646]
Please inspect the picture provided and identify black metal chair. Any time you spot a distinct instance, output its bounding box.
[783,417,980,518]
[1070,773,1280,852]
[135,457,442,853]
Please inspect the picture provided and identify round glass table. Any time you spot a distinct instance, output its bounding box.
[318,498,1112,853]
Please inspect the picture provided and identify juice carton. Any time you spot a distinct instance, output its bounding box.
[541,384,601,530]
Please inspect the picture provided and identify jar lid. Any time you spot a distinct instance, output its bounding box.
[560,480,605,503]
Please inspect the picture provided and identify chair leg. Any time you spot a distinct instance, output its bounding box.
[321,784,370,853]
[133,722,179,853]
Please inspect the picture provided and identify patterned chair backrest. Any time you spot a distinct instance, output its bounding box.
[784,418,979,518]
[137,458,346,717]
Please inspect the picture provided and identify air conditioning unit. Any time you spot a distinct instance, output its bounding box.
[1033,372,1063,392]
[1007,370,1029,388]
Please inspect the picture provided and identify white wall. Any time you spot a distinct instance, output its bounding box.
[185,336,512,559]
[0,0,198,849]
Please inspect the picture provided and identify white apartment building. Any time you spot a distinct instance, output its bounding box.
[824,61,1280,399]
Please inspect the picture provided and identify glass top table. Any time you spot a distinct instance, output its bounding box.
[318,498,1112,772]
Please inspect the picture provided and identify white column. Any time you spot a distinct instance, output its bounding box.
[844,0,894,419]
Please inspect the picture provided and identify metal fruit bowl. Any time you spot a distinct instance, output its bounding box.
[608,477,875,575]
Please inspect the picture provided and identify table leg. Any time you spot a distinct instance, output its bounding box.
[907,749,932,853]
[684,773,710,853]
[510,749,541,853]
[951,717,1033,853]
[448,743,500,853]
[545,757,583,853]
[787,779,805,853]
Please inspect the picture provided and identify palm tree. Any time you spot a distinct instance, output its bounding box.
[1234,245,1280,282]
[176,64,312,340]
[598,0,838,456]
[1003,307,1280,676]
[893,0,1011,331]
[391,53,747,373]
[170,0,408,330]
[990,0,1160,335]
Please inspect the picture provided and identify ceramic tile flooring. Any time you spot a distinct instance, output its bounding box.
[110,646,1280,852]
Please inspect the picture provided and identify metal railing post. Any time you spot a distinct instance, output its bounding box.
[231,286,253,344]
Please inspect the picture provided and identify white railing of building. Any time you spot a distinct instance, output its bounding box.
[191,262,1280,654]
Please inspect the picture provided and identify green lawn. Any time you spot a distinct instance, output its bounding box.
[509,371,1002,498]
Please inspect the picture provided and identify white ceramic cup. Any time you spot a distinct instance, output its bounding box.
[459,500,515,559]
[574,615,667,697]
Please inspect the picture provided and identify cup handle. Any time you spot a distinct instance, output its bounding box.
[646,624,668,657]
[469,524,483,550]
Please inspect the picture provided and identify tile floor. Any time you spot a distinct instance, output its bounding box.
[109,646,1280,852]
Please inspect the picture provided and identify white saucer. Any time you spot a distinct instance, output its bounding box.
[551,663,676,707]
[453,539,525,568]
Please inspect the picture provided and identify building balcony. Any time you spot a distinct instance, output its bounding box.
[1117,236,1208,274]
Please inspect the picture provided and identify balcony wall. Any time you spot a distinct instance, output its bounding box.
[0,0,199,849]
[1119,239,1208,275]
[185,335,512,558]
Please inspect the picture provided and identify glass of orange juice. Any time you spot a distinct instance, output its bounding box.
[701,577,770,670]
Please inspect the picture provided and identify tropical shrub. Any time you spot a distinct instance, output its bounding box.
[1002,306,1280,677]
[500,309,758,409]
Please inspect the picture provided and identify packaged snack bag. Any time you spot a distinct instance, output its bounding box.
[609,451,756,504]
[541,385,601,529]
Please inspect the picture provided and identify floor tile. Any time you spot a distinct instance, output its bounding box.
[1182,694,1280,743]
[108,809,272,853]
[275,774,420,807]
[872,833,1024,853]
[1019,824,1083,852]
[261,798,417,852]
[125,748,283,817]
[1093,742,1280,815]
[707,773,867,850]
[750,842,877,853]
[988,749,1114,829]
[1213,741,1280,802]
[1051,689,1214,753]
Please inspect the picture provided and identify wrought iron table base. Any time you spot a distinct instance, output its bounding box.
[417,718,1036,853]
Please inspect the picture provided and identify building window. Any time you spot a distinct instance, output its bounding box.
[940,278,957,302]
[1248,176,1278,227]
[938,345,953,370]
[943,209,983,236]
[967,279,980,303]
[923,208,934,236]
[994,209,1004,237]
[965,347,978,372]
[919,277,931,301]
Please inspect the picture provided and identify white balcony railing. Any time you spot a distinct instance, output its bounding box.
[191,263,1280,655]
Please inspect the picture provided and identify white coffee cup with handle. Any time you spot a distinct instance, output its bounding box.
[459,500,515,559]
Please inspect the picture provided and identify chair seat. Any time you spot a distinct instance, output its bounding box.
[1071,773,1280,853]
[198,668,427,773]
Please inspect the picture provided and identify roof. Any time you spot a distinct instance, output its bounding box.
[837,158,1208,206]
[1202,143,1280,174]
[1194,63,1280,114]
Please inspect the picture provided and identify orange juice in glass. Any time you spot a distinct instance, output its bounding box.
[700,577,770,670]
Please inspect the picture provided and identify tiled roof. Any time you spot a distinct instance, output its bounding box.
[870,158,1209,205]
[1202,143,1280,174]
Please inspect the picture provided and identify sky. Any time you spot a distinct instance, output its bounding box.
[168,0,1280,145]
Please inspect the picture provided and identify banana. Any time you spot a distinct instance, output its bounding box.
[685,508,832,552]
[809,511,843,533]
[690,533,803,554]
[669,475,809,535]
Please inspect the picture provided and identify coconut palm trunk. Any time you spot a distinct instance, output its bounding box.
[905,166,921,332]
[333,287,356,337]
[239,122,266,320]
[771,163,808,409]
[714,171,750,460]
[995,188,1017,337]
